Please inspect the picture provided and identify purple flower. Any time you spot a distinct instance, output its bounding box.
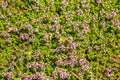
[24,33,29,39]
[100,21,106,26]
[68,56,77,67]
[112,18,120,27]
[78,33,83,40]
[106,67,112,73]
[92,15,98,20]
[66,36,73,42]
[104,49,108,53]
[106,72,112,77]
[82,24,89,33]
[74,27,80,32]
[2,72,14,80]
[6,20,10,25]
[111,11,116,17]
[21,74,30,80]
[20,34,25,40]
[52,70,58,79]
[24,22,32,29]
[105,14,112,19]
[39,62,46,70]
[62,0,68,9]
[77,9,82,16]
[55,31,61,38]
[53,14,60,23]
[56,60,63,66]
[35,72,45,79]
[32,62,40,69]
[20,33,29,40]
[32,62,45,70]
[11,55,16,60]
[82,64,90,72]
[79,59,85,65]
[60,45,66,51]
[12,27,19,33]
[1,31,10,37]
[52,48,60,53]
[59,70,70,79]
[70,42,78,49]
[78,72,83,78]
[19,56,23,62]
[9,65,14,71]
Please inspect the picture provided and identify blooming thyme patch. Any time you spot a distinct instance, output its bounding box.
[0,0,120,80]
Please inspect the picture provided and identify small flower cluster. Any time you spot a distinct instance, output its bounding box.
[52,67,71,79]
[32,62,46,70]
[2,72,14,80]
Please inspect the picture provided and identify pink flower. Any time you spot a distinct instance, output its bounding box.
[6,38,12,43]
[28,35,34,43]
[82,23,89,34]
[82,64,90,72]
[68,56,77,67]
[100,21,106,26]
[81,0,86,4]
[105,14,112,19]
[79,59,85,65]
[104,49,108,53]
[112,19,120,27]
[106,73,112,77]
[74,26,80,31]
[62,0,68,9]
[106,67,112,73]
[111,11,116,17]
[26,63,31,69]
[6,20,10,25]
[20,33,29,40]
[2,72,14,80]
[78,33,83,40]
[24,22,32,29]
[93,15,98,20]
[77,9,82,16]
[60,45,66,51]
[66,36,73,42]
[58,70,70,79]
[96,0,102,4]
[12,28,19,33]
[55,31,61,38]
[50,0,54,4]
[1,31,10,37]
[9,65,14,71]
[35,0,40,3]
[53,14,59,23]
[70,42,78,49]
[11,55,16,60]
[1,1,8,9]
[52,48,60,53]
[32,62,40,69]
[78,72,83,78]
[32,62,45,70]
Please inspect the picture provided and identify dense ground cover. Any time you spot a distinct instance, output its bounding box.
[0,0,120,80]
